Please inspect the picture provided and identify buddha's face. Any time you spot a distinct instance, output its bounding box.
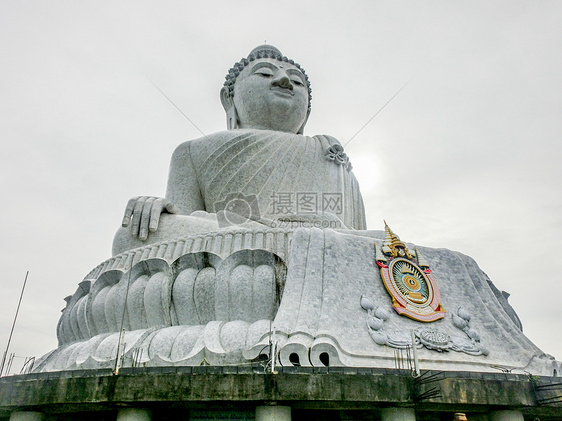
[231,58,309,133]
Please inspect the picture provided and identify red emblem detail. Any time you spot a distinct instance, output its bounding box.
[379,258,445,323]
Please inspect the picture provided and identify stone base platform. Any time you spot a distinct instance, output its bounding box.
[1,368,562,420]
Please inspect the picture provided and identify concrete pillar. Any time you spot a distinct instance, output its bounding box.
[256,406,291,421]
[381,408,416,421]
[116,408,152,421]
[9,412,45,421]
[489,410,524,421]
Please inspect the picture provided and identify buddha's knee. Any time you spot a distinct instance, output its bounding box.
[112,213,221,256]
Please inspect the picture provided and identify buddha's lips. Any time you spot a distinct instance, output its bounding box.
[270,86,294,96]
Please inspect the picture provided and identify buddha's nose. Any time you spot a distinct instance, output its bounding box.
[272,72,293,90]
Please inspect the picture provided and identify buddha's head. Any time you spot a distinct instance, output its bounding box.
[221,45,312,134]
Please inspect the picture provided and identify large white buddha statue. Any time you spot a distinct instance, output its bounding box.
[34,45,560,377]
[113,44,365,255]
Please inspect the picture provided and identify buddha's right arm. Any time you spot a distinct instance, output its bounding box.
[165,140,205,213]
[121,140,205,241]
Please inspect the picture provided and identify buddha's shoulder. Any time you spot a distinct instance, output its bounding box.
[172,130,341,158]
[173,131,231,151]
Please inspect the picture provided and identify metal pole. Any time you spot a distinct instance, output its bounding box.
[411,329,420,377]
[113,328,125,375]
[113,268,133,375]
[271,329,277,374]
[1,271,29,376]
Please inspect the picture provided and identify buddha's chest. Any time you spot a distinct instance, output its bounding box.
[196,135,349,212]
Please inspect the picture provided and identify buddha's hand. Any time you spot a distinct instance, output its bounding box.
[121,196,180,241]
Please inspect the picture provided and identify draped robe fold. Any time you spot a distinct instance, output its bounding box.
[189,130,367,230]
[113,129,366,255]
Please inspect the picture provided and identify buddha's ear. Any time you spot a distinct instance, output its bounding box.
[220,87,238,130]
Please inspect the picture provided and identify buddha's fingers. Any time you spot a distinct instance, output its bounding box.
[165,202,180,215]
[149,198,166,233]
[148,199,180,234]
[130,196,148,237]
[139,197,156,240]
[122,196,140,227]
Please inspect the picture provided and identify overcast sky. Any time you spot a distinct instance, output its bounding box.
[1,1,561,374]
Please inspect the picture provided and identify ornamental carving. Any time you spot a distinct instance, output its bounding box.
[376,222,445,322]
[360,295,489,356]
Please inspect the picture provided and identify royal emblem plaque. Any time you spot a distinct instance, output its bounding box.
[380,257,445,322]
[376,222,446,322]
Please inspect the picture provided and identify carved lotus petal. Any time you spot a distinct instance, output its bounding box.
[477,343,490,356]
[374,306,390,321]
[467,328,480,341]
[360,295,375,311]
[370,330,388,346]
[367,315,384,331]
[457,307,471,322]
[386,329,412,348]
[452,313,469,330]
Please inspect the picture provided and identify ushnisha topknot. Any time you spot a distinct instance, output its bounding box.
[224,44,312,115]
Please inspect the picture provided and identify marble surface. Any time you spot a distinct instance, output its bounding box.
[34,227,560,376]
[31,45,561,376]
